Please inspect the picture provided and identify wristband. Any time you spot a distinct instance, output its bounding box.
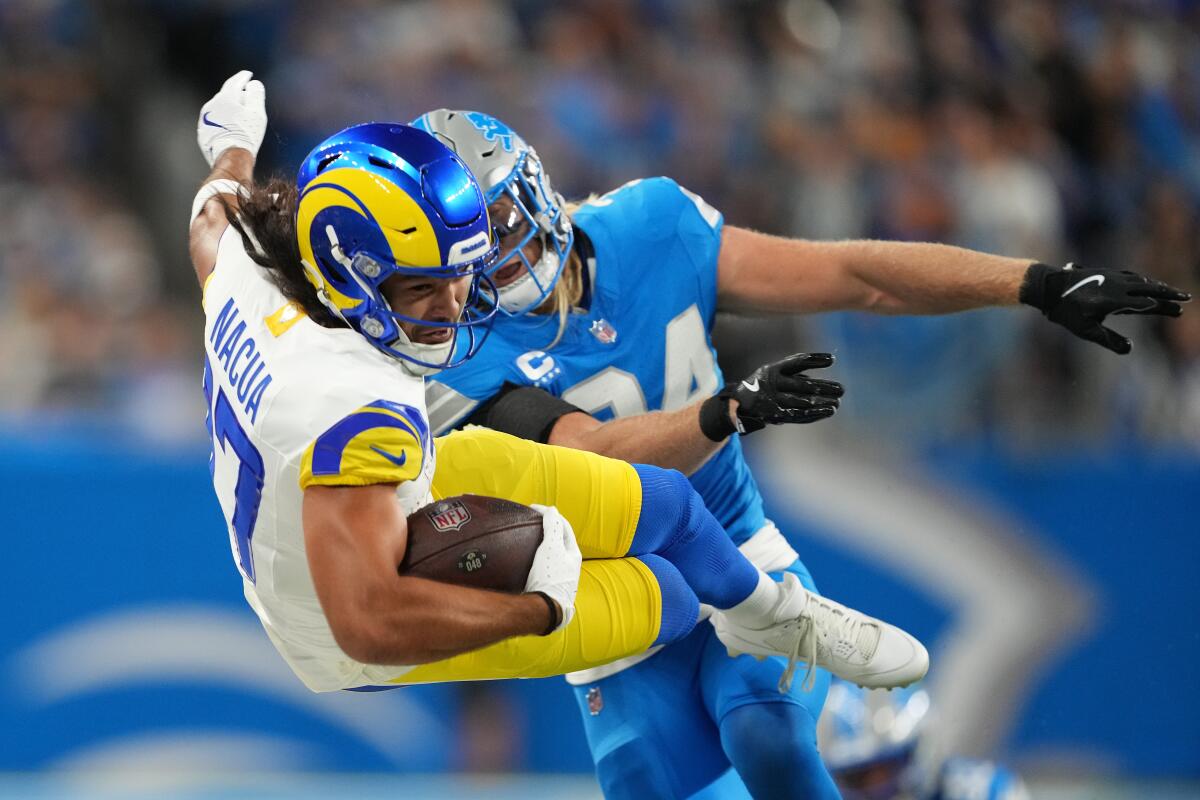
[699,388,737,442]
[473,383,584,444]
[532,591,560,636]
[191,179,245,224]
[1018,262,1056,313]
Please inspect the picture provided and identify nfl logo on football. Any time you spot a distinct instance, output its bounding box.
[427,500,472,532]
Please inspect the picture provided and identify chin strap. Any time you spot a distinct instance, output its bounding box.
[390,330,455,376]
[497,247,561,313]
[397,358,441,378]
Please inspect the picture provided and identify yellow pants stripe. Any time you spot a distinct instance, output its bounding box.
[430,427,643,559]
[396,557,661,683]
[380,427,659,684]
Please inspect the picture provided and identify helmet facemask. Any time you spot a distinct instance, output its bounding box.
[816,679,933,800]
[316,234,497,377]
[482,149,574,316]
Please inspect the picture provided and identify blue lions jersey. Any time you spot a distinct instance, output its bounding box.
[427,177,768,545]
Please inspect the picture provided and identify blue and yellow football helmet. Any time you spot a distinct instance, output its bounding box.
[411,110,573,316]
[295,122,498,373]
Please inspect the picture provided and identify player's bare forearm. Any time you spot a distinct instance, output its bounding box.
[717,226,1030,315]
[548,405,723,476]
[208,146,256,187]
[302,484,551,665]
[350,573,551,664]
[188,148,257,288]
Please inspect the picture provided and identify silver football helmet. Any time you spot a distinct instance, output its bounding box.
[412,109,574,315]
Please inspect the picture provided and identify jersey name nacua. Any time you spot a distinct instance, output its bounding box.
[208,296,274,423]
[202,227,433,692]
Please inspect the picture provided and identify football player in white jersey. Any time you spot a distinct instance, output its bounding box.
[187,71,930,695]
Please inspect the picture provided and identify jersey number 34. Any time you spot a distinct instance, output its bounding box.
[557,305,719,418]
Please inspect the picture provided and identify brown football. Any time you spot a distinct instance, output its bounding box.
[399,494,544,593]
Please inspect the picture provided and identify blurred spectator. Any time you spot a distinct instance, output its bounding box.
[0,0,1196,452]
[0,0,199,439]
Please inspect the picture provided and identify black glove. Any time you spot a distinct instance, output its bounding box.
[699,353,843,441]
[1020,262,1191,354]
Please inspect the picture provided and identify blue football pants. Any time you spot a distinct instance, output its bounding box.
[572,559,841,800]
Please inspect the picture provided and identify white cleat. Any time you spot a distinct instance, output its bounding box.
[711,573,929,693]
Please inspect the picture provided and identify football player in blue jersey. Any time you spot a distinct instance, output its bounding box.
[818,678,1030,800]
[410,109,1190,800]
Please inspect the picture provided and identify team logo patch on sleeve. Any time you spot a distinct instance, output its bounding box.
[586,686,604,715]
[426,499,472,532]
[589,318,618,345]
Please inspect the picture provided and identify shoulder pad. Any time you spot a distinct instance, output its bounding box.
[300,399,432,488]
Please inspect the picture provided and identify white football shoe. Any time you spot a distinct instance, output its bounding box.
[711,573,929,693]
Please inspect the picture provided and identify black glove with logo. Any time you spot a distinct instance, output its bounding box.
[698,353,843,441]
[1020,262,1191,354]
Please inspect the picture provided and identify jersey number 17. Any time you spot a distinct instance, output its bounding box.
[203,356,265,583]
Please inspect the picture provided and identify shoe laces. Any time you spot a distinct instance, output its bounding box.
[777,594,875,693]
[777,622,814,694]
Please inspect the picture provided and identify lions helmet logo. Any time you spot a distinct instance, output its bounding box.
[462,111,517,152]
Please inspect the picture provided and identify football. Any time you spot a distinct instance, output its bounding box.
[399,494,545,593]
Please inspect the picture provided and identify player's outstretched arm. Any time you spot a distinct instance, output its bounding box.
[302,483,561,665]
[551,353,842,472]
[469,353,842,476]
[188,70,266,288]
[547,403,726,475]
[717,227,1190,353]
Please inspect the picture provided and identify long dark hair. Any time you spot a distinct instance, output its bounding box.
[222,177,344,328]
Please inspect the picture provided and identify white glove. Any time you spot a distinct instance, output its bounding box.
[197,70,267,167]
[524,504,582,633]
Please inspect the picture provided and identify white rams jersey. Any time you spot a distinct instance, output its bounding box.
[202,227,434,692]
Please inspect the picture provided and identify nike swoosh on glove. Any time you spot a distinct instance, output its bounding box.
[699,352,844,440]
[197,70,268,167]
[1020,262,1192,354]
[733,352,843,432]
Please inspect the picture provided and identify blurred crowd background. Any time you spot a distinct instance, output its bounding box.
[2,0,1199,450]
[2,2,1199,794]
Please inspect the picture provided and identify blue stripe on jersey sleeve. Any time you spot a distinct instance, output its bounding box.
[310,409,424,476]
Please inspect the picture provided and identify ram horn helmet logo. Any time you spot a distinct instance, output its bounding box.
[427,500,472,532]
